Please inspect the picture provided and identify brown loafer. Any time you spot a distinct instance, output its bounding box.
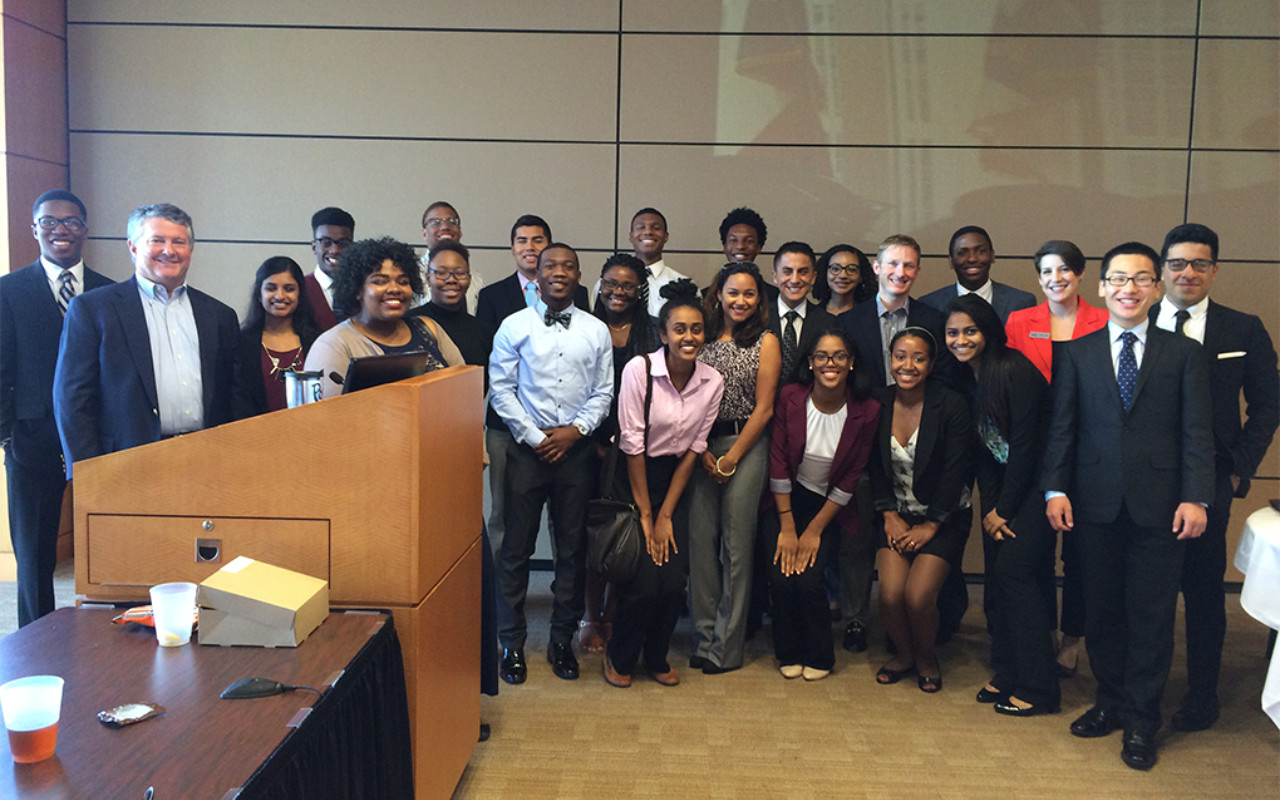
[603,655,631,688]
[650,666,680,686]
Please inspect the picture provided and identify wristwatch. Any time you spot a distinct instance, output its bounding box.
[573,422,589,437]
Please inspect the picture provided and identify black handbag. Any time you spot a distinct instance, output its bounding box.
[585,355,652,583]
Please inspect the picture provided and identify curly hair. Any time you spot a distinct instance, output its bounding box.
[331,237,424,318]
[703,261,769,348]
[718,207,767,248]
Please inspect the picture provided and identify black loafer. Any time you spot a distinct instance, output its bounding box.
[994,699,1060,717]
[500,648,527,685]
[1171,693,1220,732]
[547,641,579,680]
[842,622,869,654]
[976,685,1005,704]
[701,662,740,675]
[689,655,709,669]
[1070,706,1121,738]
[1121,729,1158,771]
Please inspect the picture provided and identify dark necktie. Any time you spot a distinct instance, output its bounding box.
[781,310,799,378]
[638,266,652,311]
[544,309,572,329]
[1174,309,1190,336]
[1117,331,1138,411]
[57,270,75,315]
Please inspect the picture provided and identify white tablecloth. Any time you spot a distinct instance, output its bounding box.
[1234,505,1280,730]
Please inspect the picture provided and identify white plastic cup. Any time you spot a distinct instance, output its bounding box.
[150,581,197,647]
[0,675,64,763]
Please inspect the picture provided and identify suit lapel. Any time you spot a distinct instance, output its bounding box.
[1201,301,1226,354]
[914,385,941,482]
[1087,327,1126,414]
[20,263,65,328]
[114,279,159,409]
[189,290,218,413]
[1130,326,1163,411]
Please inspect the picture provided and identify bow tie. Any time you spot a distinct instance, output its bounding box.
[544,309,572,329]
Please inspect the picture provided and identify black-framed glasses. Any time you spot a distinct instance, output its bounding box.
[828,264,860,276]
[36,216,85,232]
[1164,258,1214,273]
[314,237,352,249]
[600,279,639,295]
[424,217,461,229]
[1104,274,1158,287]
[810,351,851,366]
[428,267,469,281]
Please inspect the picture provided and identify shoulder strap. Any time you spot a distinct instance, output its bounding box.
[642,354,653,451]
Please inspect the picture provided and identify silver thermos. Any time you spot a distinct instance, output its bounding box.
[284,371,324,408]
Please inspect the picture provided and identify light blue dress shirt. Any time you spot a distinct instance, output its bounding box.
[136,276,203,435]
[488,303,614,447]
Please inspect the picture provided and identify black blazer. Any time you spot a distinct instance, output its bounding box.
[0,261,113,470]
[235,323,321,418]
[1148,301,1278,498]
[868,380,974,524]
[767,300,835,387]
[918,281,1037,324]
[1041,324,1215,528]
[835,297,945,388]
[475,272,588,332]
[53,278,246,478]
[964,353,1050,522]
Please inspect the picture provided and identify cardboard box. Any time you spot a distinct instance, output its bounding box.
[197,556,329,647]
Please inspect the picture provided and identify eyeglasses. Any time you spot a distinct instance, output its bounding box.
[424,217,461,229]
[828,264,860,276]
[1104,274,1158,287]
[314,237,352,249]
[36,216,86,232]
[600,279,639,295]
[810,351,851,366]
[428,267,469,281]
[1164,258,1214,273]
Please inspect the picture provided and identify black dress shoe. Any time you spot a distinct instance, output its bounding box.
[1171,693,1220,732]
[975,685,1005,704]
[500,648,527,685]
[689,655,709,669]
[842,622,869,654]
[1070,706,1121,738]
[546,641,579,680]
[478,723,491,742]
[994,699,1060,717]
[1121,729,1158,770]
[701,662,740,675]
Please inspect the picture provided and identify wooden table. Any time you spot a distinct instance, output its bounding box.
[0,608,412,799]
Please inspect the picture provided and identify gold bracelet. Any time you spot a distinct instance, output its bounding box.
[715,456,737,477]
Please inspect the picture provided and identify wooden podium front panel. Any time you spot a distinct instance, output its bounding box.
[84,515,329,597]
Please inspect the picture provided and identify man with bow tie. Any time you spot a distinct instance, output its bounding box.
[489,243,613,685]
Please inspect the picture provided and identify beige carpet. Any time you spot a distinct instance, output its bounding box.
[459,573,1279,799]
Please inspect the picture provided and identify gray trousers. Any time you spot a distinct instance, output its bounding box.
[484,427,516,560]
[837,473,877,627]
[687,432,769,669]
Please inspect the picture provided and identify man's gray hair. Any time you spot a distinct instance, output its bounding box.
[126,203,194,243]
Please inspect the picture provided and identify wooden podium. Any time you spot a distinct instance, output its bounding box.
[71,365,484,800]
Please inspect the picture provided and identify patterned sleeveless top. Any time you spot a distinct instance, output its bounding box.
[697,335,762,421]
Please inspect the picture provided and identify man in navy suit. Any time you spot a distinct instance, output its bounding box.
[53,203,244,479]
[304,206,354,331]
[1151,223,1278,732]
[1044,241,1214,771]
[1,190,112,626]
[919,226,1036,323]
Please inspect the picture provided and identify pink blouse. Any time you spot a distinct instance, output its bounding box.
[618,349,724,457]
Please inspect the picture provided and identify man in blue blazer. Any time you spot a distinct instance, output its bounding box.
[53,203,244,480]
[1044,241,1214,771]
[919,225,1036,323]
[1150,223,1279,732]
[1,190,113,626]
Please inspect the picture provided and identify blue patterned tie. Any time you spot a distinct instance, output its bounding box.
[524,281,538,308]
[57,270,75,315]
[1117,331,1138,411]
[544,309,571,329]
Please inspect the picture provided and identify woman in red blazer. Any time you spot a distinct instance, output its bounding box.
[1003,239,1107,678]
[767,329,880,680]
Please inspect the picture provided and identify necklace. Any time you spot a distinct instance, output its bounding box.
[608,321,632,332]
[262,342,303,382]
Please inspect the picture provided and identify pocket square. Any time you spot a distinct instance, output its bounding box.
[1217,351,1245,359]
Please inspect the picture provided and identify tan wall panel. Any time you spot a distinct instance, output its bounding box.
[1186,151,1280,261]
[68,27,617,141]
[67,0,621,30]
[622,34,1194,148]
[623,0,1197,35]
[3,0,65,36]
[3,18,67,163]
[619,144,1188,264]
[6,155,67,272]
[1199,0,1280,36]
[1193,39,1279,150]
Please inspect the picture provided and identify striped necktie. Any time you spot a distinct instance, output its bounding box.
[57,270,76,315]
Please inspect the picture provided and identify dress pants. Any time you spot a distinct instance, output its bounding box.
[498,438,593,649]
[687,433,769,669]
[1078,504,1186,733]
[479,524,499,696]
[1180,470,1232,700]
[1058,530,1086,637]
[484,427,517,560]
[6,451,66,627]
[608,455,688,675]
[834,473,876,628]
[769,485,840,671]
[986,495,1059,707]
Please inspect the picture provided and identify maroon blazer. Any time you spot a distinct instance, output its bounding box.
[1004,297,1108,383]
[304,272,340,332]
[768,382,881,532]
